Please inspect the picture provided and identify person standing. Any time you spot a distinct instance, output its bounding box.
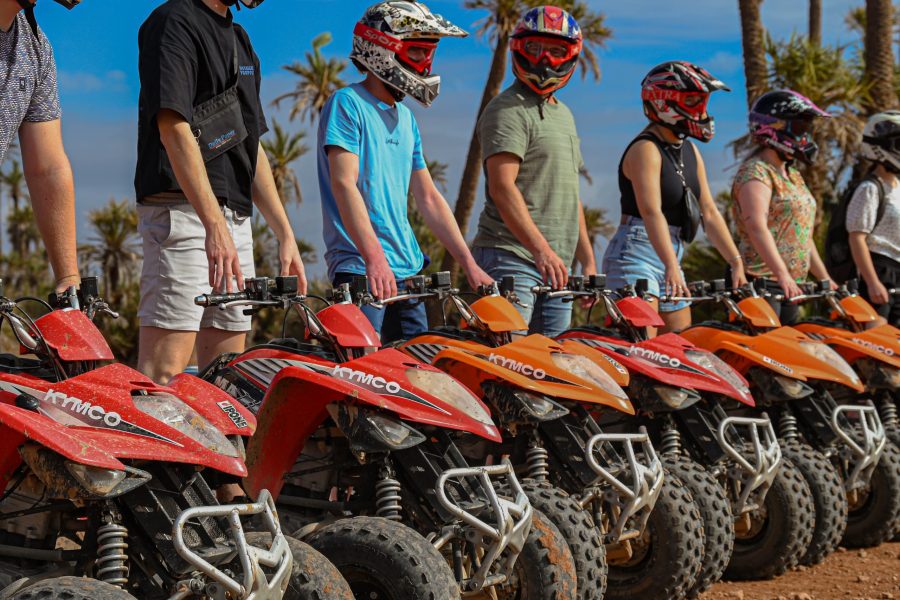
[135,0,306,383]
[601,61,746,335]
[732,90,834,324]
[0,0,80,292]
[319,1,492,343]
[472,5,593,337]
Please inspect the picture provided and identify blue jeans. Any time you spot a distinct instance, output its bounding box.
[601,216,690,313]
[332,272,428,344]
[472,247,573,337]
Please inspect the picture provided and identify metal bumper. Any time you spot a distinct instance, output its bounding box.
[832,404,887,492]
[171,489,293,600]
[433,461,533,596]
[715,415,782,515]
[579,426,664,543]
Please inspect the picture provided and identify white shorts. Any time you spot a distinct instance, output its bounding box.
[137,202,256,332]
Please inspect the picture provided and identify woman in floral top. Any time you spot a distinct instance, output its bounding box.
[732,90,835,324]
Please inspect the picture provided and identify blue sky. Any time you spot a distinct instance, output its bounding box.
[19,0,865,277]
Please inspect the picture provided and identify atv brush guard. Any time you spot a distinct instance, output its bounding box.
[433,462,532,594]
[831,404,886,492]
[715,415,782,514]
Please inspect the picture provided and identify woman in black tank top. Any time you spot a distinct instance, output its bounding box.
[601,61,747,334]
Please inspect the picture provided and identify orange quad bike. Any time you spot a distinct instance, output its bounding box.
[678,279,900,550]
[789,279,900,447]
[344,274,706,600]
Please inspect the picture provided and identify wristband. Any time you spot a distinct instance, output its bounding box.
[727,255,742,265]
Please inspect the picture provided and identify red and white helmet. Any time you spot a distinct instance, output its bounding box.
[351,1,467,107]
[510,6,583,96]
[641,61,730,142]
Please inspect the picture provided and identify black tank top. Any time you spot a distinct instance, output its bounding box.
[618,131,701,225]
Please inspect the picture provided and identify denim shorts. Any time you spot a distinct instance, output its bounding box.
[601,216,689,313]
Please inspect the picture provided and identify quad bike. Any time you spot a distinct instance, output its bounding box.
[543,276,812,585]
[677,279,900,551]
[196,276,576,600]
[343,273,705,600]
[789,280,900,447]
[0,278,352,599]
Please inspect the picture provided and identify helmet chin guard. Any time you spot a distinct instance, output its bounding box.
[223,0,265,8]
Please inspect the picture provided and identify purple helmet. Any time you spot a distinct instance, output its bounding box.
[749,90,831,164]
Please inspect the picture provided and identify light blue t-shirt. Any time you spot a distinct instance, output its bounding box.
[318,83,427,281]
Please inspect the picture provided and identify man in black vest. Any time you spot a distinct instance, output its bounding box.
[135,0,306,384]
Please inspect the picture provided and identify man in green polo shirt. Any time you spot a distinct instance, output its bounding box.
[472,5,594,337]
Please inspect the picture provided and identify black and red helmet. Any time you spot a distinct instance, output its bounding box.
[510,6,583,96]
[641,61,730,142]
[749,90,831,164]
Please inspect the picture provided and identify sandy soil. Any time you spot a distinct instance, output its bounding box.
[700,542,900,600]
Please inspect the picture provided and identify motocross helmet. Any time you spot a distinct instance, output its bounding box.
[223,0,264,8]
[17,0,81,9]
[861,110,900,173]
[351,1,467,107]
[641,61,730,142]
[749,89,831,164]
[510,5,583,96]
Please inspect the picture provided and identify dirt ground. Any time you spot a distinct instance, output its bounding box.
[700,542,900,600]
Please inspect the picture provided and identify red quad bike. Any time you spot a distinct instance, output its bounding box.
[352,274,706,600]
[196,277,577,600]
[678,279,900,552]
[0,278,352,599]
[550,276,818,583]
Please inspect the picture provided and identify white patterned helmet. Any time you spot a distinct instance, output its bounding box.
[861,110,900,173]
[351,1,467,106]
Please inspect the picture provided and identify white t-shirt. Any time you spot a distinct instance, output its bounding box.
[846,178,900,262]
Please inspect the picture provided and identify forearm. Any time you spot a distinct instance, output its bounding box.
[26,159,79,284]
[252,147,294,243]
[807,241,829,281]
[575,203,596,273]
[849,233,880,286]
[704,209,740,263]
[640,210,680,268]
[491,185,551,256]
[332,181,385,264]
[417,192,478,271]
[745,221,791,279]
[159,120,226,229]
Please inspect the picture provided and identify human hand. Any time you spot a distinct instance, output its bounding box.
[366,255,397,301]
[54,274,81,294]
[279,240,308,295]
[664,263,690,298]
[464,264,494,290]
[776,272,802,300]
[867,279,890,305]
[730,262,749,289]
[534,247,569,289]
[206,220,243,293]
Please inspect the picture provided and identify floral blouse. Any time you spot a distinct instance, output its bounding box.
[732,158,817,281]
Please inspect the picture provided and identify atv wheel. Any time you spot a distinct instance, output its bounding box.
[9,577,136,599]
[494,507,578,600]
[842,441,900,548]
[780,441,847,565]
[245,532,353,599]
[520,481,607,600]
[306,517,459,600]
[604,468,703,600]
[662,455,732,598]
[726,456,814,580]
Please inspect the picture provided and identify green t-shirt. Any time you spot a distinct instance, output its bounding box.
[473,80,584,265]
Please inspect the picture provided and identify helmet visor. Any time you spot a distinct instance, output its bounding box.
[512,35,580,68]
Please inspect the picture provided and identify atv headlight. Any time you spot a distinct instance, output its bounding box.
[798,342,862,387]
[512,390,569,420]
[685,349,753,400]
[65,463,126,496]
[772,375,813,399]
[326,404,426,452]
[406,368,494,426]
[653,386,700,409]
[133,393,239,458]
[551,353,629,402]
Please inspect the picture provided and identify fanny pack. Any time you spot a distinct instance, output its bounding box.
[190,32,248,163]
[662,142,702,243]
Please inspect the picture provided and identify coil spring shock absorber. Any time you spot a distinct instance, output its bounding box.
[375,470,403,521]
[878,397,898,429]
[96,514,129,587]
[779,410,800,442]
[660,417,682,456]
[526,438,549,481]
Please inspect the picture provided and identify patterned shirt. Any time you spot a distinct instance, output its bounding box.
[732,158,817,281]
[846,179,900,262]
[0,12,60,165]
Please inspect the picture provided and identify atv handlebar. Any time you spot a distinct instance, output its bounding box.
[194,276,300,309]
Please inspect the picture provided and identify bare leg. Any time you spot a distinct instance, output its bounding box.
[660,306,692,334]
[138,327,197,384]
[197,327,248,372]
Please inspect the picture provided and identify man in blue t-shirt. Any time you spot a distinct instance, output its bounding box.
[319,1,491,342]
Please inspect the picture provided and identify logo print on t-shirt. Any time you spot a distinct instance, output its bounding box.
[386,138,399,146]
[239,65,255,76]
[19,77,26,92]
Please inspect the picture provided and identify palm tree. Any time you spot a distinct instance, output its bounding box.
[582,206,615,253]
[263,120,308,206]
[79,199,139,299]
[2,160,26,256]
[864,0,896,113]
[441,0,611,276]
[739,0,768,107]
[274,33,347,123]
[809,0,822,45]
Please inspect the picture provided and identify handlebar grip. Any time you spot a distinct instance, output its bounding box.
[194,291,249,307]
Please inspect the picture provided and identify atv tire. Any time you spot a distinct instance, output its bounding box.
[495,507,579,600]
[9,577,136,600]
[726,456,814,580]
[306,517,459,600]
[780,441,847,565]
[662,455,733,598]
[842,440,900,548]
[244,532,353,599]
[520,481,607,600]
[604,468,703,600]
